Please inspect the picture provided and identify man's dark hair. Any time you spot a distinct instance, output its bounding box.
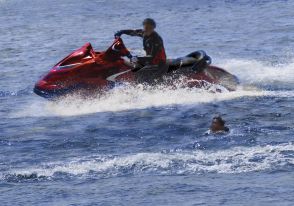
[213,116,225,126]
[143,18,156,28]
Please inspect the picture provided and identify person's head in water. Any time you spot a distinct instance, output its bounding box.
[210,116,229,133]
[143,18,156,36]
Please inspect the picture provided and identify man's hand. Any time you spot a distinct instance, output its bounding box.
[114,31,123,38]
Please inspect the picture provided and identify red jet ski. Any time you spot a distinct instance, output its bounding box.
[34,38,239,99]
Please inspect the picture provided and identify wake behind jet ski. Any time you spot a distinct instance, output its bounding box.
[34,37,239,99]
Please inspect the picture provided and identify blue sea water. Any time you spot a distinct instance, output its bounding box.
[0,0,294,205]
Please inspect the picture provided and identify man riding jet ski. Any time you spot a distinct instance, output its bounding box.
[115,18,167,69]
[115,18,211,74]
[34,19,238,99]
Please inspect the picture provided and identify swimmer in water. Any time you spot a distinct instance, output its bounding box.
[207,116,229,134]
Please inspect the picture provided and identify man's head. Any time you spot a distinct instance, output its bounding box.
[143,18,156,36]
[210,116,226,133]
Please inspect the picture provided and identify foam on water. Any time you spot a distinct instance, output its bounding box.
[15,87,293,117]
[45,87,263,116]
[13,86,253,117]
[219,58,294,84]
[4,143,293,180]
[11,59,294,117]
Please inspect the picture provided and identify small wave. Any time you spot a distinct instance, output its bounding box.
[219,59,294,85]
[0,88,32,97]
[3,143,293,181]
[3,173,46,182]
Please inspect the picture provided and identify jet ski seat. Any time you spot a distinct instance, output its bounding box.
[167,50,212,72]
[123,50,211,73]
[167,57,197,67]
